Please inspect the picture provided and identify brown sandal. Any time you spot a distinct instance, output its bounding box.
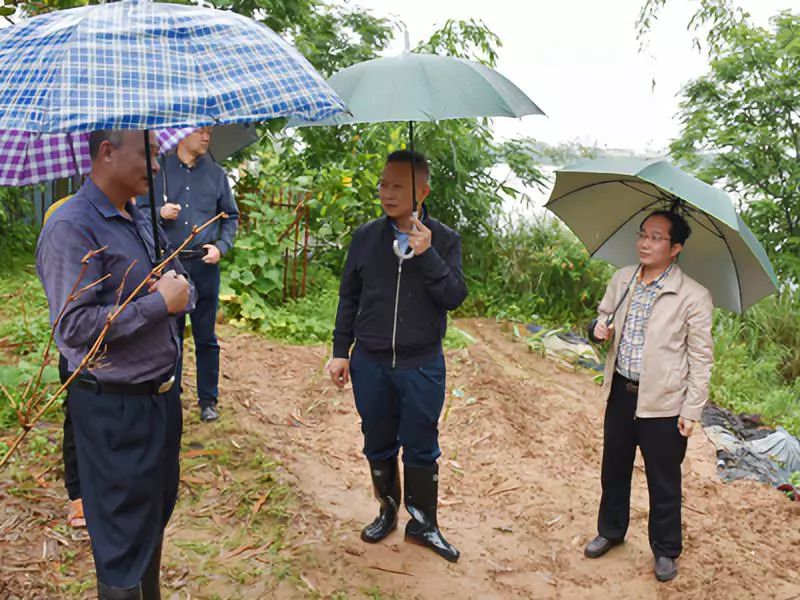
[67,498,86,528]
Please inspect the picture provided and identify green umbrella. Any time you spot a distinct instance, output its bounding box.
[546,157,778,313]
[290,51,543,126]
[289,43,544,257]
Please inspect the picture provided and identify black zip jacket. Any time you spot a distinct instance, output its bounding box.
[332,213,468,368]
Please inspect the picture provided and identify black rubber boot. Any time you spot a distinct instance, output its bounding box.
[361,457,401,543]
[141,537,163,600]
[97,581,142,600]
[403,464,460,563]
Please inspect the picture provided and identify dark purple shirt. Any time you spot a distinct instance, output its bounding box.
[36,177,195,384]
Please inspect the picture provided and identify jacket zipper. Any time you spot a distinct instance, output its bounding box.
[391,258,404,368]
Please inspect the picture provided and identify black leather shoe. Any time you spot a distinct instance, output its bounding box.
[98,582,142,600]
[200,405,219,422]
[361,458,401,543]
[403,464,460,563]
[654,556,678,582]
[584,535,623,558]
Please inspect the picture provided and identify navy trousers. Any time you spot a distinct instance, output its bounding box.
[67,384,182,587]
[59,353,81,501]
[350,349,446,468]
[175,259,220,408]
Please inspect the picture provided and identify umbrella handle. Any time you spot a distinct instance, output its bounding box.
[392,219,419,260]
[393,239,415,260]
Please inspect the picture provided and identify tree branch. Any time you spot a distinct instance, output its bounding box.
[0,213,227,470]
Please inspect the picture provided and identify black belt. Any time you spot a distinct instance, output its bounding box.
[178,248,208,260]
[69,374,175,396]
[615,372,639,394]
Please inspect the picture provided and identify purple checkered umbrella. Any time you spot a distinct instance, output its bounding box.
[0,125,255,187]
[0,128,193,187]
[0,131,92,187]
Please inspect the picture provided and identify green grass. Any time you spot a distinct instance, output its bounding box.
[0,245,63,460]
[710,290,800,435]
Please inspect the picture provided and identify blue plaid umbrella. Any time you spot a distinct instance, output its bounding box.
[0,0,346,256]
[0,0,345,132]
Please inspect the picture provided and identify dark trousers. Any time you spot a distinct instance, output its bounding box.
[59,354,81,501]
[67,384,182,587]
[350,349,446,468]
[598,373,688,558]
[62,405,80,501]
[175,259,220,408]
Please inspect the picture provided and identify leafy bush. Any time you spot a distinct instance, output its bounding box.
[711,289,800,435]
[461,216,614,327]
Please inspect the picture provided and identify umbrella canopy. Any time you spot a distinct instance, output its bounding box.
[156,124,260,162]
[0,0,345,258]
[0,123,259,188]
[0,0,345,133]
[288,51,544,127]
[288,49,543,258]
[0,130,91,187]
[546,157,778,313]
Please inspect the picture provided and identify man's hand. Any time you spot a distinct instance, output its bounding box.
[593,320,614,342]
[325,358,350,388]
[409,214,432,255]
[150,269,190,314]
[678,416,695,437]
[202,244,221,265]
[160,203,181,221]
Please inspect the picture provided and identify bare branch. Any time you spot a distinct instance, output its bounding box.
[0,213,227,470]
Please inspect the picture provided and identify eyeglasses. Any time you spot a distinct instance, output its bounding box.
[636,231,671,244]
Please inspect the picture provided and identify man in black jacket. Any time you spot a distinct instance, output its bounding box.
[326,150,468,563]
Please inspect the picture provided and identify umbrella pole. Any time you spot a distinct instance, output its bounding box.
[143,129,162,261]
[409,121,417,216]
[392,122,418,260]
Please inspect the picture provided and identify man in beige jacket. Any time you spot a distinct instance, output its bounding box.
[584,210,714,583]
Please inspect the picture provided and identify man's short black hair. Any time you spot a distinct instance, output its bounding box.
[641,210,692,246]
[88,130,124,161]
[386,149,430,183]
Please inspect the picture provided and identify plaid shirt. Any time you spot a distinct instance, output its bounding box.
[616,265,673,382]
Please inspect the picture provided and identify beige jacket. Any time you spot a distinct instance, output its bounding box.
[597,264,714,421]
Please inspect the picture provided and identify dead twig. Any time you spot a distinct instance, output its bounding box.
[18,246,109,421]
[367,565,415,576]
[486,484,522,498]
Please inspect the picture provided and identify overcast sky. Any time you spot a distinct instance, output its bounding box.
[351,0,795,153]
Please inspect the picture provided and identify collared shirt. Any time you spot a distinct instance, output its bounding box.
[36,178,195,384]
[139,153,239,255]
[616,264,674,382]
[390,219,410,254]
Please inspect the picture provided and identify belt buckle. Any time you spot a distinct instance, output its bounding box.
[625,381,639,394]
[157,375,175,394]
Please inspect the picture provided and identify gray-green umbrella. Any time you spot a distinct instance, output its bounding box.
[288,51,543,127]
[288,48,544,258]
[546,157,778,313]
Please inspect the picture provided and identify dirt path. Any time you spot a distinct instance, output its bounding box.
[2,318,799,598]
[219,318,800,599]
